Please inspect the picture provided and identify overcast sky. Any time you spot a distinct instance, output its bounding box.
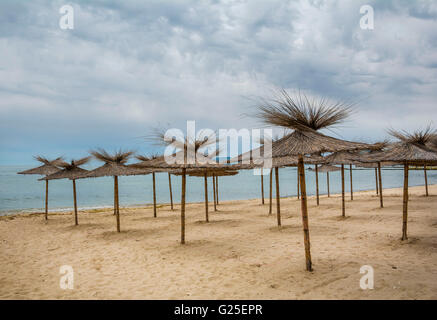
[1,0,436,165]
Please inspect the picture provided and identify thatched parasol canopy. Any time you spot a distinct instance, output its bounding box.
[133,154,179,218]
[360,127,437,165]
[79,149,140,232]
[146,129,230,242]
[83,162,152,178]
[361,141,437,165]
[39,157,91,225]
[173,169,239,177]
[17,156,64,220]
[355,162,397,168]
[40,157,90,181]
[17,156,63,176]
[270,129,373,158]
[252,89,377,272]
[308,164,341,173]
[362,127,437,240]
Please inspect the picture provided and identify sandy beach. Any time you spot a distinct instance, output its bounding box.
[0,185,436,300]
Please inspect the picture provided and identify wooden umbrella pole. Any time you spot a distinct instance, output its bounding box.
[269,169,273,214]
[375,168,379,195]
[315,165,319,206]
[378,162,383,208]
[115,176,120,232]
[261,169,265,204]
[181,168,186,244]
[212,174,217,212]
[341,164,345,217]
[152,172,157,218]
[73,179,78,225]
[275,167,281,226]
[349,164,353,201]
[402,163,409,240]
[45,179,49,220]
[327,172,330,197]
[424,165,429,196]
[298,155,312,272]
[168,173,174,210]
[113,178,116,215]
[297,168,300,200]
[204,172,209,222]
[216,176,219,205]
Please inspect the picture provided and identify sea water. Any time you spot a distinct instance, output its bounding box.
[0,165,435,216]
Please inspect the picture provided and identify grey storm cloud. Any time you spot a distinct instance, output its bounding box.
[0,0,436,164]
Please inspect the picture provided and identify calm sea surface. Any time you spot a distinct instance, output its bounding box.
[1,165,435,216]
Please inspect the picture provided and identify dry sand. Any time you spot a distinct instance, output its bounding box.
[1,185,436,299]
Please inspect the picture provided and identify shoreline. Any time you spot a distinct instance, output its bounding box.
[1,183,435,219]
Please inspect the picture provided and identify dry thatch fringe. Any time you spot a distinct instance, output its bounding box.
[360,140,390,153]
[370,140,389,151]
[90,149,134,164]
[254,89,353,132]
[388,125,437,147]
[148,127,222,162]
[58,157,91,170]
[135,154,161,162]
[147,127,219,153]
[428,134,437,151]
[34,156,64,166]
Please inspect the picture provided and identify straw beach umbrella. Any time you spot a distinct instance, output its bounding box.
[179,169,239,216]
[17,156,63,220]
[230,136,269,205]
[326,141,389,211]
[40,157,90,225]
[230,137,320,223]
[141,160,238,243]
[361,141,391,208]
[324,150,361,216]
[362,127,437,240]
[355,162,379,195]
[253,89,373,271]
[142,128,224,243]
[309,164,340,197]
[83,149,146,232]
[135,155,162,218]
